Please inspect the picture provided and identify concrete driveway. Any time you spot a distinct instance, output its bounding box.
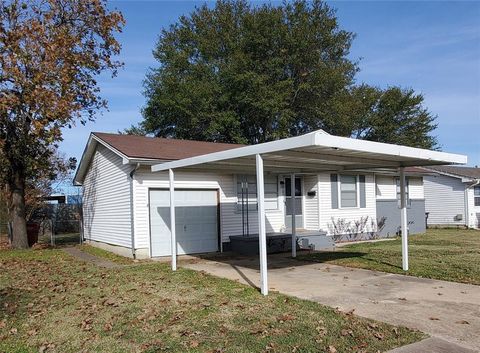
[182,254,480,352]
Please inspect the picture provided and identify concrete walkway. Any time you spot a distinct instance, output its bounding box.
[63,247,123,269]
[183,255,480,352]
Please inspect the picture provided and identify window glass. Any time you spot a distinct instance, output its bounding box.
[475,186,480,207]
[396,178,410,206]
[236,175,278,210]
[285,177,302,197]
[340,175,357,207]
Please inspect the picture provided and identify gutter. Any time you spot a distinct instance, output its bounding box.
[465,179,480,229]
[129,163,141,259]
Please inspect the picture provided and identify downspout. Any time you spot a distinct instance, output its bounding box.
[465,179,480,229]
[129,163,141,259]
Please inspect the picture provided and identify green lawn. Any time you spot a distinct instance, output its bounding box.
[0,246,423,353]
[299,229,480,285]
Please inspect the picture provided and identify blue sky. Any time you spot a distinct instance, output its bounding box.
[60,0,480,168]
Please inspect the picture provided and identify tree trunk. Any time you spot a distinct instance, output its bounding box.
[10,170,28,249]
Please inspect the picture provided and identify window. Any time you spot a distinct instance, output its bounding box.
[340,175,357,208]
[285,177,302,197]
[236,175,278,211]
[474,186,480,207]
[396,177,410,207]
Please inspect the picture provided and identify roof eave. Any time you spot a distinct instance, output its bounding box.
[74,134,171,186]
[151,130,467,173]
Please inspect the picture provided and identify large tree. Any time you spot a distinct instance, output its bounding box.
[136,0,438,148]
[0,0,124,248]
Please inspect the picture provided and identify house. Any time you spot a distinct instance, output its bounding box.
[74,131,464,262]
[421,166,480,229]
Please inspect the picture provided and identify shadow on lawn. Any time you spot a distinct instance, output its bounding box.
[0,287,34,318]
[195,250,386,271]
[300,251,404,271]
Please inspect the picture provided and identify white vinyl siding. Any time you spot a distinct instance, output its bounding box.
[304,175,319,229]
[82,144,132,247]
[424,175,466,226]
[376,176,397,200]
[318,173,376,234]
[408,177,424,199]
[376,176,424,201]
[466,187,479,228]
[132,169,284,250]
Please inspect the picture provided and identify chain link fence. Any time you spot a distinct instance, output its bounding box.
[35,203,83,246]
[0,203,83,247]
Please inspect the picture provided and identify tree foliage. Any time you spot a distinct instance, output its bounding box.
[0,0,124,248]
[136,0,437,149]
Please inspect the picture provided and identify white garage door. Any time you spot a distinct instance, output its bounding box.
[149,189,218,257]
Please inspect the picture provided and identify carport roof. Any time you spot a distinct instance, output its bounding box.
[152,130,467,174]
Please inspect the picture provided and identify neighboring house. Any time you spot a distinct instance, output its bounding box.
[74,132,429,259]
[422,166,480,229]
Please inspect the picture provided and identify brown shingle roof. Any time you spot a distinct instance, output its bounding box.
[424,165,480,179]
[93,132,244,161]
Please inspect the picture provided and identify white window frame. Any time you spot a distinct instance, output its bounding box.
[474,185,480,207]
[235,174,279,211]
[396,177,411,207]
[338,174,360,209]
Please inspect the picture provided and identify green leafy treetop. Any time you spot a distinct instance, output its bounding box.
[131,0,437,149]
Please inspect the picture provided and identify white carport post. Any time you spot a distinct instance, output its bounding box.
[256,154,268,296]
[169,168,177,271]
[399,167,408,271]
[290,174,296,258]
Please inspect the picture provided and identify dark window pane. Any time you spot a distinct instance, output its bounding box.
[286,177,302,196]
[475,186,480,196]
[295,178,302,196]
[475,197,480,207]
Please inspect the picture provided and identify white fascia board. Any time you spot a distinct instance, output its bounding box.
[151,131,318,172]
[151,129,467,173]
[315,134,467,165]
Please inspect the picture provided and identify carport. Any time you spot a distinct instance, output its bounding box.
[151,129,466,295]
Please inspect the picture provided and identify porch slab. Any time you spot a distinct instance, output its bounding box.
[182,254,480,351]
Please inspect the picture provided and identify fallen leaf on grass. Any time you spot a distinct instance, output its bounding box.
[27,328,38,336]
[327,345,337,353]
[39,342,56,353]
[277,314,295,322]
[345,309,355,316]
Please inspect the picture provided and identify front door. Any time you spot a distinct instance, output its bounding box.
[284,176,303,229]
